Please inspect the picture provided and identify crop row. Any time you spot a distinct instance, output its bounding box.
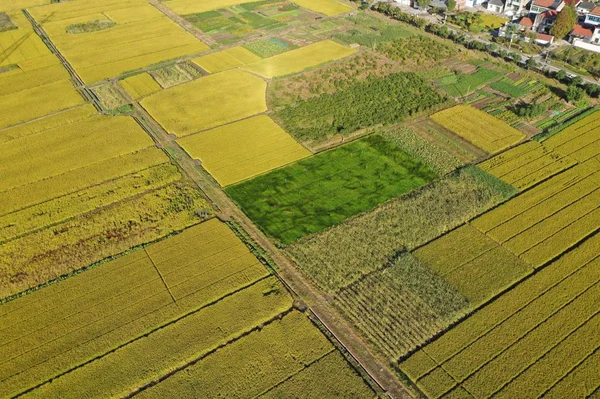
[0,220,271,397]
[0,182,210,298]
[400,234,599,396]
[0,115,154,193]
[24,277,291,398]
[120,73,161,100]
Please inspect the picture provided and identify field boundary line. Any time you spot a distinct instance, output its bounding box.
[12,275,271,397]
[122,307,296,398]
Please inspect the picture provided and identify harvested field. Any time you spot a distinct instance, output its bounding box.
[141,69,267,136]
[227,134,438,244]
[286,166,515,292]
[243,40,357,78]
[150,63,200,88]
[178,115,311,186]
[431,105,526,154]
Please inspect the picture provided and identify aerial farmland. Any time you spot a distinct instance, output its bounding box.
[0,0,598,397]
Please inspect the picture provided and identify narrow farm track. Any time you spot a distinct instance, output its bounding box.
[129,102,413,398]
[148,0,217,47]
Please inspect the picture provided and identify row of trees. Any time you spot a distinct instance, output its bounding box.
[372,3,600,100]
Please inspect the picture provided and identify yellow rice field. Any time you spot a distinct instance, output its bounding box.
[163,0,257,15]
[243,40,357,78]
[291,0,354,16]
[120,73,161,99]
[0,0,49,12]
[543,111,600,162]
[0,115,154,192]
[192,46,261,74]
[141,69,267,136]
[178,115,311,186]
[479,141,576,190]
[29,0,210,83]
[431,105,526,154]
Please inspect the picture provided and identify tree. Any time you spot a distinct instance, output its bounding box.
[565,84,585,102]
[526,57,538,69]
[556,69,567,81]
[447,0,456,10]
[416,0,431,8]
[571,75,583,86]
[550,4,577,40]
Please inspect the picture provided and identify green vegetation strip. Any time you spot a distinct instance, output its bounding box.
[226,135,438,245]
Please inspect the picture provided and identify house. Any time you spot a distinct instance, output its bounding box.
[584,6,600,25]
[533,9,559,31]
[504,0,530,15]
[530,0,564,14]
[487,0,505,12]
[571,23,595,41]
[535,32,555,44]
[394,0,413,7]
[576,1,595,14]
[518,15,535,29]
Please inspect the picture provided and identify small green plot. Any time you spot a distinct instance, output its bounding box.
[226,135,438,244]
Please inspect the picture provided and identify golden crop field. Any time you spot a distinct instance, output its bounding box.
[472,164,600,267]
[431,105,526,154]
[414,225,533,303]
[178,115,311,186]
[192,46,261,74]
[543,110,600,162]
[291,0,355,16]
[0,12,84,129]
[0,0,49,12]
[141,69,267,136]
[163,0,257,15]
[0,115,154,191]
[401,233,600,398]
[29,0,210,83]
[0,104,96,144]
[120,72,161,99]
[479,141,576,190]
[0,219,371,397]
[243,40,358,78]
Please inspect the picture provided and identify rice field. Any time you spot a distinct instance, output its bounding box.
[29,0,210,83]
[227,134,438,244]
[192,46,261,73]
[164,0,258,15]
[401,233,600,398]
[542,110,600,162]
[141,69,267,136]
[290,0,355,16]
[0,220,372,397]
[479,141,577,190]
[120,73,161,99]
[178,115,311,186]
[431,105,526,154]
[243,40,357,78]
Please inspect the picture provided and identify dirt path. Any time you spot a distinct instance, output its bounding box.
[129,102,413,398]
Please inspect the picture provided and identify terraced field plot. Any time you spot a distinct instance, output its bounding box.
[0,220,372,398]
[227,134,438,244]
[401,233,600,398]
[0,111,211,298]
[141,69,267,136]
[431,105,526,154]
[192,46,261,73]
[0,11,84,129]
[179,115,311,186]
[30,0,209,83]
[243,40,357,78]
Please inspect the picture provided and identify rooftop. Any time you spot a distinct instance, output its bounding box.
[533,0,555,7]
[572,24,594,36]
[591,5,600,14]
[519,16,534,26]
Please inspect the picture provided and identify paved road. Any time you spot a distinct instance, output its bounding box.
[376,1,599,85]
